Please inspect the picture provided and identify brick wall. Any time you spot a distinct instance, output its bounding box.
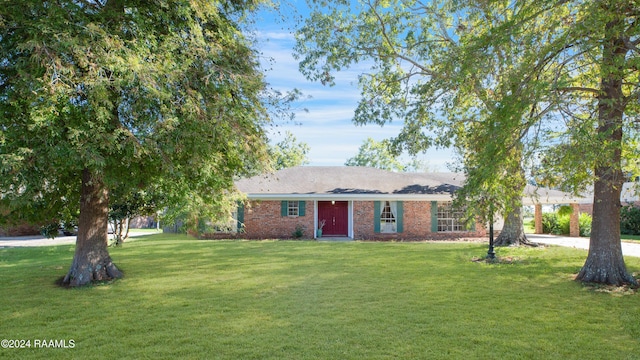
[355,201,485,240]
[243,201,315,239]
[240,200,484,240]
[402,201,435,239]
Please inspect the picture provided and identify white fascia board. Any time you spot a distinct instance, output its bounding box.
[244,193,454,202]
[522,195,590,205]
[246,193,589,204]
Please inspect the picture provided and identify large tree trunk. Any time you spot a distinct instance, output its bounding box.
[62,169,123,287]
[495,205,536,247]
[575,16,636,286]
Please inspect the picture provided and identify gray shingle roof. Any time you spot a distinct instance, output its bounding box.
[236,166,462,196]
[236,166,588,204]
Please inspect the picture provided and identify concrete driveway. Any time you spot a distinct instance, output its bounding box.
[528,234,640,258]
[0,230,159,248]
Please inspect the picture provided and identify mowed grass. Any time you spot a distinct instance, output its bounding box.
[2,234,640,359]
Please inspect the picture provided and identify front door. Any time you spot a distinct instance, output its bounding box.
[317,201,349,237]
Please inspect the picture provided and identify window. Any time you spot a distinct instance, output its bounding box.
[380,201,397,233]
[437,202,466,232]
[287,201,299,216]
[281,201,305,217]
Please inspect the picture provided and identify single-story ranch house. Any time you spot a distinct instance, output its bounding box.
[232,166,585,240]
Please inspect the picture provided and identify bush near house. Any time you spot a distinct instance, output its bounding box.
[621,205,640,235]
[541,209,592,237]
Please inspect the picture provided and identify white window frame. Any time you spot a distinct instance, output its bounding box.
[380,201,397,233]
[437,202,466,232]
[287,201,299,217]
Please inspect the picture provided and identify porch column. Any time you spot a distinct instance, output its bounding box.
[534,204,543,234]
[569,203,580,237]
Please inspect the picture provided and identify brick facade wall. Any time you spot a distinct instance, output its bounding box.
[242,200,484,240]
[354,201,484,240]
[243,201,315,239]
[353,201,374,239]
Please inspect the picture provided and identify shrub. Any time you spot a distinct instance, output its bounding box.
[557,205,573,217]
[579,213,592,237]
[555,215,570,235]
[621,205,640,235]
[541,209,591,237]
[542,213,558,234]
[292,225,305,239]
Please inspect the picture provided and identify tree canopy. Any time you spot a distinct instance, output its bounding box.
[344,137,434,172]
[0,0,274,286]
[295,0,640,285]
[268,130,310,170]
[345,137,406,171]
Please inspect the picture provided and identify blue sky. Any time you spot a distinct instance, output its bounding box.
[251,3,454,170]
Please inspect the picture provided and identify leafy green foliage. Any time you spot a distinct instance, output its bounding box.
[295,0,639,216]
[39,223,61,239]
[345,138,406,171]
[109,190,160,245]
[579,213,592,238]
[541,211,592,237]
[268,131,310,170]
[292,224,305,239]
[295,0,639,284]
[621,205,640,235]
[0,1,272,230]
[542,213,559,234]
[344,137,433,172]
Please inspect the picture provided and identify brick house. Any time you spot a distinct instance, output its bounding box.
[231,166,585,240]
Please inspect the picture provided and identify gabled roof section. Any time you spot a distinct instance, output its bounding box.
[236,166,588,204]
[235,166,463,200]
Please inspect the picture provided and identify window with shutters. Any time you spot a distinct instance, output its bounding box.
[287,201,299,217]
[380,201,397,233]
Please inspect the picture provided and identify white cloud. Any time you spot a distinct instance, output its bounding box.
[255,18,454,170]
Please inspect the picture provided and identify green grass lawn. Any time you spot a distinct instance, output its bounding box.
[622,234,640,241]
[2,234,640,359]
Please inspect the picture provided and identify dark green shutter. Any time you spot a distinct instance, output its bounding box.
[396,201,404,233]
[237,201,245,232]
[431,201,439,232]
[299,201,306,216]
[281,201,288,217]
[374,201,381,233]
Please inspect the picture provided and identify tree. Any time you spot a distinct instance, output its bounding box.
[345,137,406,171]
[296,0,542,245]
[345,137,432,172]
[0,1,272,286]
[109,189,159,246]
[268,130,310,169]
[459,0,639,284]
[295,0,639,285]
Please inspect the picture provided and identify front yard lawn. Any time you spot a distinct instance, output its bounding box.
[1,234,640,359]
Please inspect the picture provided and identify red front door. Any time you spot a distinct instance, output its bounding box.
[317,201,349,237]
